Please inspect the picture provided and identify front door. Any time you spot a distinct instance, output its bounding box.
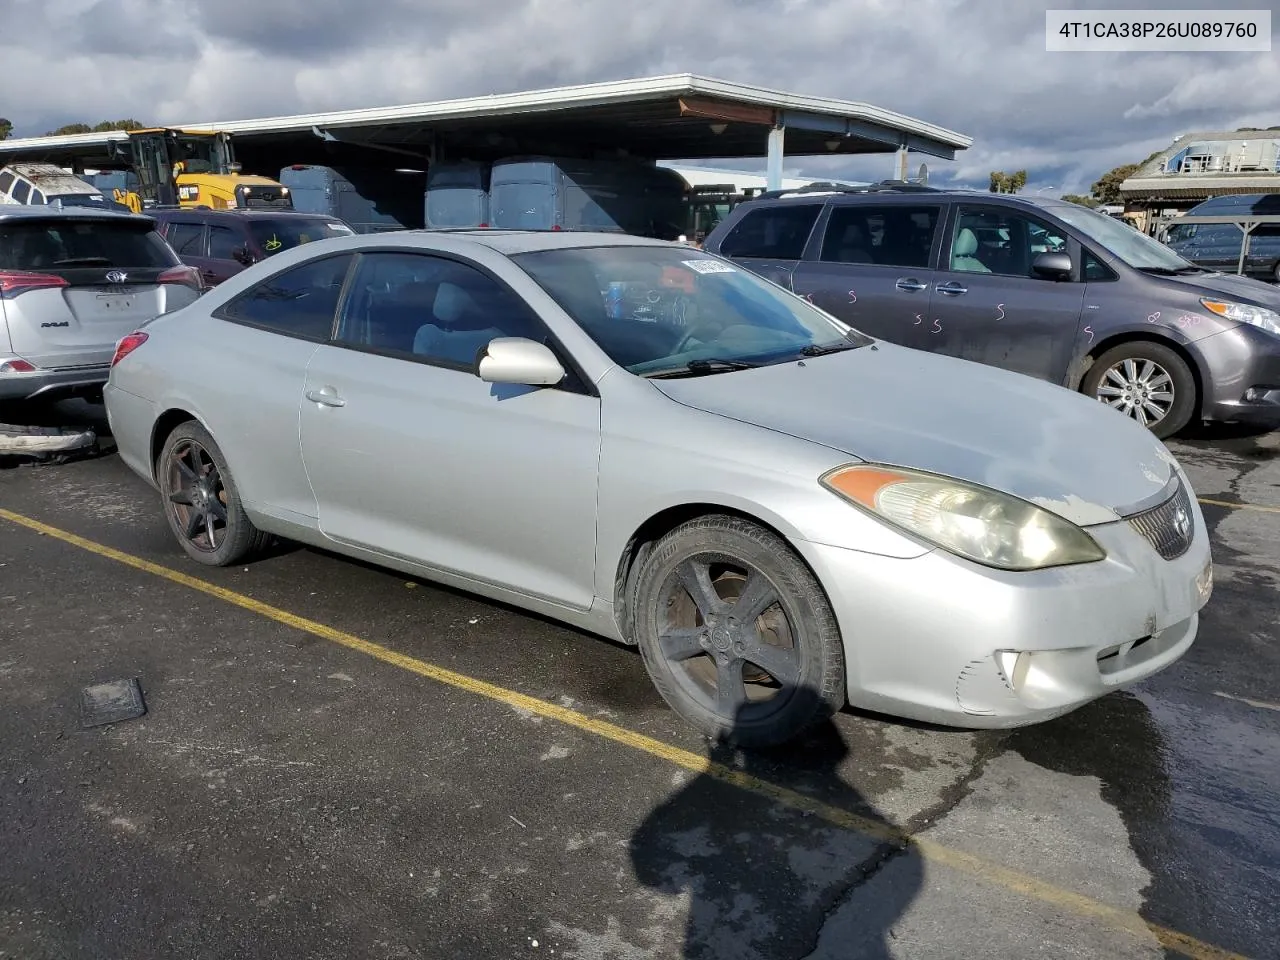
[712,202,825,290]
[298,250,602,610]
[929,204,1086,384]
[790,201,945,344]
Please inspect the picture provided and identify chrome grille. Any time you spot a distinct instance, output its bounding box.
[1127,481,1194,560]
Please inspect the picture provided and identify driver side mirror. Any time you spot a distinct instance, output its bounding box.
[1032,251,1073,280]
[231,247,255,266]
[476,337,565,386]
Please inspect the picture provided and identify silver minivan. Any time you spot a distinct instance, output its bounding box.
[0,205,203,403]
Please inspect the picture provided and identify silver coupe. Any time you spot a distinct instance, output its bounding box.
[104,229,1214,746]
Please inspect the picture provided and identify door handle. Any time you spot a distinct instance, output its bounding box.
[935,281,968,296]
[895,278,928,292]
[306,387,346,408]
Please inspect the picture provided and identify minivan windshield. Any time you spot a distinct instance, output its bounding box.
[512,245,870,376]
[1052,203,1197,272]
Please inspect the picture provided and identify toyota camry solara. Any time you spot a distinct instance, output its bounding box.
[103,229,1215,747]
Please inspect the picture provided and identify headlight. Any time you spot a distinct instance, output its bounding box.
[820,464,1106,571]
[1201,298,1280,336]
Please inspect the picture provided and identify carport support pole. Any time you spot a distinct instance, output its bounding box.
[766,124,785,191]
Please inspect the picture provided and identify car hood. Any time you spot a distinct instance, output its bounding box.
[1173,269,1280,306]
[652,343,1180,527]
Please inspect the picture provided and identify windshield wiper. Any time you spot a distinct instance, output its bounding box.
[54,257,113,266]
[645,358,762,378]
[799,341,861,357]
[1138,265,1204,276]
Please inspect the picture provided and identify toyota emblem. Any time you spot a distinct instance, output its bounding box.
[105,270,128,284]
[1173,507,1190,539]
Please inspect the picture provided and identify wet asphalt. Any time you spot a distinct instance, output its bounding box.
[0,399,1277,960]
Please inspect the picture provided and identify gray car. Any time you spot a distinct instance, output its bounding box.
[0,205,203,403]
[702,185,1280,438]
[104,229,1213,747]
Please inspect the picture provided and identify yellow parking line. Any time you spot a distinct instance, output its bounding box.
[1198,497,1280,515]
[0,506,1250,960]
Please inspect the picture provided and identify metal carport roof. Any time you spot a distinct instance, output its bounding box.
[0,74,971,184]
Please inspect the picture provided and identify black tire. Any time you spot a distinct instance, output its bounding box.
[1080,341,1197,439]
[156,420,268,566]
[631,514,846,748]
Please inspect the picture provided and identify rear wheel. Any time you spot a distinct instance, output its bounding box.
[1081,341,1196,439]
[631,515,846,748]
[157,421,267,566]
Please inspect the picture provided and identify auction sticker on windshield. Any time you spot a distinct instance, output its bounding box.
[683,259,736,274]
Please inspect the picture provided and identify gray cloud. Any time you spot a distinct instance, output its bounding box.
[3,0,1278,195]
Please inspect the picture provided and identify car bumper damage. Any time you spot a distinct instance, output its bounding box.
[795,480,1213,728]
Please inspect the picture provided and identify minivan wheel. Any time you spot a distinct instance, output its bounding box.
[631,515,846,748]
[1081,341,1196,439]
[157,420,268,566]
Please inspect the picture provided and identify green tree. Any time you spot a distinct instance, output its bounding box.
[1061,193,1099,208]
[91,119,146,132]
[988,170,1028,194]
[41,119,147,136]
[44,122,92,136]
[0,118,11,141]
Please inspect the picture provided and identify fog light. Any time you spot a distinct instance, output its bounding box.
[995,650,1031,691]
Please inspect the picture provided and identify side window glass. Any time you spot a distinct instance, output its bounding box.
[950,207,1069,278]
[1083,251,1117,281]
[30,189,45,205]
[165,222,204,255]
[11,180,30,204]
[220,254,354,340]
[820,204,939,268]
[717,204,822,260]
[336,252,549,368]
[208,225,242,260]
[0,171,14,193]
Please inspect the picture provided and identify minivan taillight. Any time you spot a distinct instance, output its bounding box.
[158,265,204,292]
[0,271,69,299]
[111,331,149,367]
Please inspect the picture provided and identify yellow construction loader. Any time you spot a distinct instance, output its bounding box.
[107,128,293,213]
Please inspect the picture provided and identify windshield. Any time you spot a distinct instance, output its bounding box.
[249,218,355,256]
[171,133,231,175]
[511,245,870,376]
[1051,203,1195,271]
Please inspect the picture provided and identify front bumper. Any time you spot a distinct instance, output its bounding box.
[794,495,1213,728]
[1196,324,1280,425]
[0,360,111,402]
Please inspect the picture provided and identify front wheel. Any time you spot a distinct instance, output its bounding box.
[157,420,268,566]
[1080,341,1197,439]
[631,515,846,748]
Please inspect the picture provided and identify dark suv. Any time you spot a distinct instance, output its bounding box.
[151,208,355,287]
[702,183,1280,437]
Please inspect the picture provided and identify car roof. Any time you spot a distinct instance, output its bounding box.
[403,228,673,255]
[150,207,343,221]
[745,185,1070,212]
[0,203,155,225]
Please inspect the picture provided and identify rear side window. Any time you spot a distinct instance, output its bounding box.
[717,204,822,260]
[218,254,353,341]
[208,225,243,259]
[164,222,204,256]
[0,219,180,270]
[820,204,941,268]
[0,171,14,193]
[11,180,30,204]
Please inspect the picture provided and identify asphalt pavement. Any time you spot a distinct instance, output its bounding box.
[0,400,1276,960]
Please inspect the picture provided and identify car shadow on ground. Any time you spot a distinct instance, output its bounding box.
[629,689,923,959]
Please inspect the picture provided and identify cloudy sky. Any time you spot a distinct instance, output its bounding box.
[2,0,1278,194]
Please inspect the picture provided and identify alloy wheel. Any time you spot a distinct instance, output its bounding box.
[164,439,229,552]
[1095,357,1175,428]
